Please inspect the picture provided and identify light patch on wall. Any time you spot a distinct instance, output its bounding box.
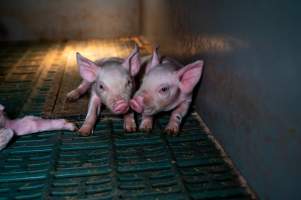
[150,34,249,59]
[60,39,133,66]
[188,35,248,53]
[42,38,137,87]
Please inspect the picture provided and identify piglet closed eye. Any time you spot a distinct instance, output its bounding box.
[130,47,204,135]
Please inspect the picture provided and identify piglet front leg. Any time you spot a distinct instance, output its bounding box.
[123,112,136,132]
[139,115,153,132]
[8,116,76,136]
[79,92,101,136]
[66,80,92,102]
[165,100,190,136]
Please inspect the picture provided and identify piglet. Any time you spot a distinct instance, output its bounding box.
[66,46,141,136]
[130,47,204,135]
[0,104,76,151]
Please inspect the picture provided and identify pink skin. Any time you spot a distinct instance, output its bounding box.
[113,99,129,114]
[0,128,14,151]
[130,47,204,135]
[129,96,144,113]
[66,80,92,102]
[0,104,76,151]
[67,46,141,136]
[6,116,76,136]
[139,115,153,132]
[123,112,136,132]
[78,91,101,136]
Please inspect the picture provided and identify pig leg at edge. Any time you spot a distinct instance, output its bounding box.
[0,128,14,151]
[79,92,101,136]
[10,116,77,136]
[123,112,136,132]
[139,115,153,132]
[66,80,92,101]
[165,100,190,136]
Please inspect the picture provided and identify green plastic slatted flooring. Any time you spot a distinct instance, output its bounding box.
[0,39,254,200]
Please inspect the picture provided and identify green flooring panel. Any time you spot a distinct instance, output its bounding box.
[0,39,253,200]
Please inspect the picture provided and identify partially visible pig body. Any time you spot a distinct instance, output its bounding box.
[0,104,76,151]
[66,46,141,136]
[130,47,204,135]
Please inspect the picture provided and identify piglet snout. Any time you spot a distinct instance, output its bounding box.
[112,99,129,114]
[130,96,144,113]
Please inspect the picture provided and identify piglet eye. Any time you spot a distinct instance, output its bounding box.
[161,87,169,92]
[99,84,104,90]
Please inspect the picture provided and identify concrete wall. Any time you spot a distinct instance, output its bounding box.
[142,0,301,199]
[0,0,140,41]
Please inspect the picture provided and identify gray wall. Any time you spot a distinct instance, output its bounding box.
[0,0,140,41]
[142,0,301,199]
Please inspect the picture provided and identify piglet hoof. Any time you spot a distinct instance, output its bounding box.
[66,90,80,102]
[164,124,180,136]
[63,120,78,131]
[140,128,152,133]
[139,122,153,133]
[78,125,93,137]
[124,120,137,133]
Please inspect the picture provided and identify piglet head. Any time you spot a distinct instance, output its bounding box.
[77,46,141,114]
[130,48,204,115]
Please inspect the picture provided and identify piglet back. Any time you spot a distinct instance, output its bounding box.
[94,57,123,67]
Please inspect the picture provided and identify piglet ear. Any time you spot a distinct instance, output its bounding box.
[76,52,98,82]
[177,60,204,94]
[0,104,4,111]
[122,45,141,76]
[145,46,160,74]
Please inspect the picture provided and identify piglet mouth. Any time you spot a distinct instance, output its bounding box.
[112,100,129,114]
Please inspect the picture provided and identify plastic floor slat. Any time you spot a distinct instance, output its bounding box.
[0,39,253,199]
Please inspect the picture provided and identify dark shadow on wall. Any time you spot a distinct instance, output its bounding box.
[0,22,9,40]
[0,0,140,41]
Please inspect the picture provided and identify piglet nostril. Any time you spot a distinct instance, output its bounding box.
[113,100,129,114]
[129,99,143,113]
